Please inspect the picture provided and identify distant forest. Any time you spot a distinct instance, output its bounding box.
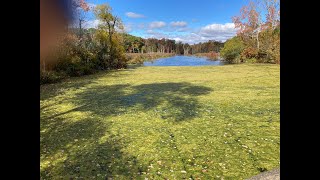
[70,28,224,55]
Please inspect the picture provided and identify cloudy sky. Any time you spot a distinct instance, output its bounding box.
[83,0,248,44]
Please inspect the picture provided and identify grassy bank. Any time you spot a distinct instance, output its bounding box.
[40,64,280,179]
[40,53,174,85]
[126,53,175,64]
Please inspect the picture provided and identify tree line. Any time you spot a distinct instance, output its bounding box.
[122,34,224,55]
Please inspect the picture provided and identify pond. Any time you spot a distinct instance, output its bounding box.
[143,55,228,66]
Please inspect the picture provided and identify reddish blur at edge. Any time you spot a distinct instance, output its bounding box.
[40,0,70,58]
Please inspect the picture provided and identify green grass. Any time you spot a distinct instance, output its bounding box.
[40,64,280,179]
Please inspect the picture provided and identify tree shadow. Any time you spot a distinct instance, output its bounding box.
[41,82,213,178]
[73,82,213,122]
[40,77,95,101]
[40,116,147,179]
[40,70,130,101]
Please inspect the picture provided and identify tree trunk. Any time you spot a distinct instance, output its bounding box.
[256,33,260,50]
[79,20,82,38]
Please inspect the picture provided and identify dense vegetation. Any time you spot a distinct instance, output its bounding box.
[41,64,280,179]
[122,34,224,55]
[40,3,127,84]
[40,2,226,85]
[220,0,280,64]
[40,0,279,85]
[220,37,245,63]
[185,41,224,55]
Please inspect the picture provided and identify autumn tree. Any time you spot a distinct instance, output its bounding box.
[94,3,126,68]
[232,0,280,63]
[232,1,262,50]
[264,0,280,30]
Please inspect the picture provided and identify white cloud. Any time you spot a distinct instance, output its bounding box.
[172,23,237,44]
[82,19,100,29]
[170,21,188,27]
[125,12,145,18]
[149,21,166,29]
[199,23,237,37]
[192,23,237,42]
[143,23,237,44]
[123,23,133,32]
[137,23,146,29]
[88,3,96,9]
[176,27,191,32]
[146,30,155,34]
[171,33,205,44]
[146,30,168,38]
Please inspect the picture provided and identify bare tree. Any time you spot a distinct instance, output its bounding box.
[183,43,190,55]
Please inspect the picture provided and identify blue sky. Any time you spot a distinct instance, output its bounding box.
[83,0,249,44]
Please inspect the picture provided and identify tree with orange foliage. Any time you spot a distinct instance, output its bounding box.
[73,0,89,11]
[232,0,280,63]
[264,0,280,30]
[232,1,262,50]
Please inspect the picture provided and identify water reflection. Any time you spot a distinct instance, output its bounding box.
[143,55,228,66]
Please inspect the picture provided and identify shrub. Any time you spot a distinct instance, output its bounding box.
[244,58,257,63]
[40,71,66,85]
[258,28,280,64]
[209,51,220,60]
[241,47,258,61]
[220,37,245,63]
[40,31,127,85]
